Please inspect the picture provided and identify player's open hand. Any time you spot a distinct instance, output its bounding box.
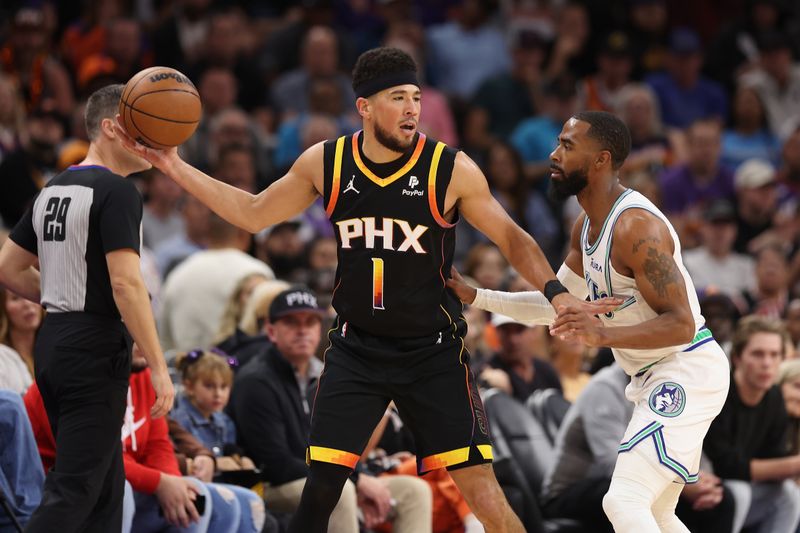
[113,115,179,170]
[150,368,175,418]
[446,267,477,304]
[549,304,607,346]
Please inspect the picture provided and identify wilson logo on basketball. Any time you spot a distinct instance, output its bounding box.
[149,72,192,85]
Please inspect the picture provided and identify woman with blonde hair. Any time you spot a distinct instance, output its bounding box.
[213,272,270,346]
[778,359,800,455]
[216,279,290,368]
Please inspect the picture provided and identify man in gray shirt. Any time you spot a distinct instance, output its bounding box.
[541,364,735,532]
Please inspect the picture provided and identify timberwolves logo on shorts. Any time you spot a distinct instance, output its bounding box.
[648,382,686,418]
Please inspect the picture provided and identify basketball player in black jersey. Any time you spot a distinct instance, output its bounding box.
[115,47,617,532]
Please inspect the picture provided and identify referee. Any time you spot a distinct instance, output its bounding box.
[0,84,174,533]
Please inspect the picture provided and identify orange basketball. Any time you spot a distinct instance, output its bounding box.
[119,66,201,149]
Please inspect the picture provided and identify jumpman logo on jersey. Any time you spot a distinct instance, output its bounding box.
[344,176,360,194]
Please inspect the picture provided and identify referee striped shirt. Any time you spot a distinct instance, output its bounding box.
[10,164,143,318]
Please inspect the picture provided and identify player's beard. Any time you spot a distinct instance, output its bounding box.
[374,121,414,153]
[548,164,589,202]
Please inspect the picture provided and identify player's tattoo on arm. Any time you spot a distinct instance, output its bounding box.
[642,246,680,298]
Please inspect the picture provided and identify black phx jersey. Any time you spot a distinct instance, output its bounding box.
[323,131,462,338]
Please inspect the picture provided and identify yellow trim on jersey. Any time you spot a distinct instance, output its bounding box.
[427,142,454,228]
[477,445,494,460]
[325,136,346,217]
[351,130,426,187]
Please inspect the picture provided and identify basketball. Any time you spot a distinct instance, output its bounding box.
[119,66,201,149]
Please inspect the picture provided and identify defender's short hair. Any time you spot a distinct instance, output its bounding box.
[573,111,632,170]
[85,84,124,141]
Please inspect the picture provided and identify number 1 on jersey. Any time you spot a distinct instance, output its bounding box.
[372,257,385,310]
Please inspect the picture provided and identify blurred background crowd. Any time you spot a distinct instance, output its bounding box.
[4,0,800,532]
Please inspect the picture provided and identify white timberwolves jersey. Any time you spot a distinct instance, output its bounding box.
[581,189,706,376]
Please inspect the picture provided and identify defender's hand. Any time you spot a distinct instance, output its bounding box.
[550,304,608,346]
[550,292,623,315]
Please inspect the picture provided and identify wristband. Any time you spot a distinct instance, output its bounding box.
[544,279,569,302]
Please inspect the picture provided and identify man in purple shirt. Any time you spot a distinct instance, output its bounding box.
[659,118,735,214]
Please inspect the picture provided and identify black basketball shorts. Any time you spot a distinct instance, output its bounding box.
[307,317,493,474]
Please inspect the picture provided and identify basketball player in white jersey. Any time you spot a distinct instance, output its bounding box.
[448,111,730,532]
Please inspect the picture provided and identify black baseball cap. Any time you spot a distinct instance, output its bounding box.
[269,287,325,322]
[704,199,736,223]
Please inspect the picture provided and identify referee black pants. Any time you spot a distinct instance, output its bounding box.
[25,313,131,533]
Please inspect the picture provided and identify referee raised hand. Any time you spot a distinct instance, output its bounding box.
[0,84,173,533]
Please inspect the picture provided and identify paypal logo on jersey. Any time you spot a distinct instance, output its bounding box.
[402,175,424,197]
[336,217,429,253]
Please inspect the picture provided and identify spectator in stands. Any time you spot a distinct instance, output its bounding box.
[485,141,561,263]
[743,244,790,319]
[224,279,291,367]
[786,299,800,353]
[212,272,269,348]
[0,8,74,116]
[271,26,355,118]
[255,220,308,281]
[0,101,65,227]
[511,75,578,182]
[0,286,43,391]
[682,199,756,298]
[153,195,210,278]
[699,293,740,356]
[141,169,185,250]
[463,242,508,291]
[181,67,238,174]
[778,125,800,196]
[471,28,546,140]
[213,143,258,194]
[426,0,511,100]
[722,85,781,169]
[547,335,591,403]
[204,108,271,186]
[577,31,633,113]
[740,30,800,138]
[626,0,670,76]
[76,18,148,97]
[658,118,734,239]
[228,287,433,532]
[25,344,266,533]
[645,27,727,129]
[705,0,795,93]
[734,159,779,253]
[543,1,593,80]
[779,359,800,455]
[0,74,26,164]
[616,83,685,178]
[190,9,265,112]
[152,0,213,71]
[159,212,273,351]
[0,390,43,529]
[484,313,561,403]
[541,363,735,532]
[171,349,240,456]
[704,316,800,533]
[463,302,492,373]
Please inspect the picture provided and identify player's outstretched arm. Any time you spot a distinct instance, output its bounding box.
[551,209,696,348]
[113,118,320,234]
[452,161,619,313]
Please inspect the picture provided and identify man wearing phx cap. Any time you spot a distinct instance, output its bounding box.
[117,46,617,533]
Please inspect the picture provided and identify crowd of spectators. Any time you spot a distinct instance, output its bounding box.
[4,0,800,531]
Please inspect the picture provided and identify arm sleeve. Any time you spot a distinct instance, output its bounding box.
[9,203,38,255]
[232,378,309,485]
[99,178,142,254]
[472,263,588,324]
